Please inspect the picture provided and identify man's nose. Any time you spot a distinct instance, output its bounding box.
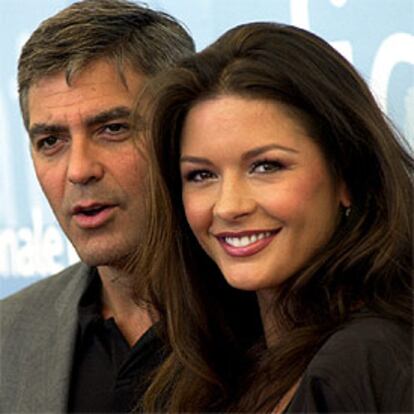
[212,177,257,221]
[67,136,104,185]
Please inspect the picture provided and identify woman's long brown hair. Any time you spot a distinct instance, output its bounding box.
[132,22,413,412]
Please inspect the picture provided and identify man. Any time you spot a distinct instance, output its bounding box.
[0,1,194,412]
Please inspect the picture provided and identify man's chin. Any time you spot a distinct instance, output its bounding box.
[75,248,134,270]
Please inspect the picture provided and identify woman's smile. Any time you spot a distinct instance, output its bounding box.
[180,95,350,291]
[214,229,281,257]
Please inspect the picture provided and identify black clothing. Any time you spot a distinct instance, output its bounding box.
[286,312,412,413]
[68,273,164,413]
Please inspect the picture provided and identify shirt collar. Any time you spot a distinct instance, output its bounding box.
[77,267,103,338]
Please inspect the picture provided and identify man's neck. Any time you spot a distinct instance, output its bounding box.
[97,265,156,346]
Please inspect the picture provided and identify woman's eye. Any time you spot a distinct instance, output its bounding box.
[185,170,216,182]
[250,159,285,173]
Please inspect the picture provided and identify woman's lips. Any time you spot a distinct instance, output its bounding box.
[215,229,281,257]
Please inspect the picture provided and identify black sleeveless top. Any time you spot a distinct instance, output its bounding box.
[286,312,412,413]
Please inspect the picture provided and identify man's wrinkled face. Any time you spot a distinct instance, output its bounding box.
[28,59,147,268]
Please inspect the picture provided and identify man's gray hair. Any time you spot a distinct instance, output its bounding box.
[18,0,195,129]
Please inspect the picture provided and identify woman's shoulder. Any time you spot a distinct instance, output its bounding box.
[286,312,413,413]
[315,311,412,365]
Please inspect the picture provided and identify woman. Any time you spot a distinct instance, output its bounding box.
[135,22,413,412]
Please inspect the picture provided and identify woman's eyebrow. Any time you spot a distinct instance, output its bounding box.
[180,144,299,164]
[180,155,214,165]
[242,144,299,161]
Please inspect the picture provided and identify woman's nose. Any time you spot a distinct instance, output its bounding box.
[212,177,257,221]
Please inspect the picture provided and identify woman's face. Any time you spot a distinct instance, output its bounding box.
[180,95,350,292]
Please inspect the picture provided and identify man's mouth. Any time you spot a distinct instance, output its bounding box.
[72,203,117,228]
[75,205,109,217]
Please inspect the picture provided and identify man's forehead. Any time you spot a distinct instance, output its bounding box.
[27,60,145,127]
[31,61,141,91]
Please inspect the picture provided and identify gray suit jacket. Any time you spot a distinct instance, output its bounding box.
[0,262,94,414]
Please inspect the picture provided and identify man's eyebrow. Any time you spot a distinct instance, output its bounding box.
[85,106,131,128]
[29,124,67,141]
[28,106,131,141]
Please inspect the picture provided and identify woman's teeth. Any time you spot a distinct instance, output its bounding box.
[224,231,272,247]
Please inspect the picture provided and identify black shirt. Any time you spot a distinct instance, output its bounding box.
[68,272,165,413]
[286,312,413,413]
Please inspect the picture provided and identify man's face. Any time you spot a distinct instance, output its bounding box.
[28,59,147,268]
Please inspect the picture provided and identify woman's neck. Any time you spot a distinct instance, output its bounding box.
[257,289,303,413]
[256,288,279,347]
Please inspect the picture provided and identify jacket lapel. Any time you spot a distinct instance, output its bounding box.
[17,264,94,413]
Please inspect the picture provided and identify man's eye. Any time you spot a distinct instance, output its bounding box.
[185,170,216,182]
[103,123,129,134]
[36,136,59,150]
[250,159,285,174]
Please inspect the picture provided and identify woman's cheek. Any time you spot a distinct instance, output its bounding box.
[183,192,210,234]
